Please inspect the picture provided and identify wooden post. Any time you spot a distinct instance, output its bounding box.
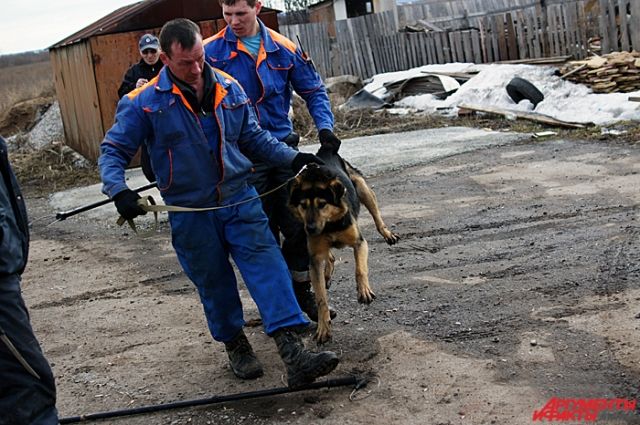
[537,0,550,56]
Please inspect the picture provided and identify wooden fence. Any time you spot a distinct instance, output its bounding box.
[280,0,640,79]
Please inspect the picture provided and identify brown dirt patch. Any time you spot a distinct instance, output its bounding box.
[0,96,54,136]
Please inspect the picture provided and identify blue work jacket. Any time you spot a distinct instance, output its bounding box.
[99,65,298,207]
[204,20,334,141]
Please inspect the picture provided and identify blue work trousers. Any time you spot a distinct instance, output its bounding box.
[169,186,308,342]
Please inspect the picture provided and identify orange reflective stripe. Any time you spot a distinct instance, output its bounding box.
[237,39,252,57]
[203,28,226,45]
[256,42,267,68]
[171,84,196,116]
[214,83,228,111]
[268,29,297,53]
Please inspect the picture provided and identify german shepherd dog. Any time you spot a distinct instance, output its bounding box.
[288,148,399,343]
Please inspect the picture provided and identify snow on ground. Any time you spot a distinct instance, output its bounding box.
[361,63,640,125]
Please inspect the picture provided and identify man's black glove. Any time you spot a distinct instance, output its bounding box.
[291,153,325,173]
[113,189,147,220]
[318,129,341,153]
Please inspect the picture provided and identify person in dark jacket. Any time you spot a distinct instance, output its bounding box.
[204,0,342,322]
[100,19,339,388]
[117,33,162,99]
[0,135,58,424]
[117,34,163,183]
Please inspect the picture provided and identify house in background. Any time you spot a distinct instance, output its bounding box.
[306,0,394,36]
[49,0,279,162]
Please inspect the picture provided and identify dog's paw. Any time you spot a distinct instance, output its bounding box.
[382,229,400,245]
[315,324,332,344]
[357,288,376,304]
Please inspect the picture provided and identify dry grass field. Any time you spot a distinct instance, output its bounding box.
[0,60,54,117]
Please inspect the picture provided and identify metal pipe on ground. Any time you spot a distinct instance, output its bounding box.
[59,375,363,423]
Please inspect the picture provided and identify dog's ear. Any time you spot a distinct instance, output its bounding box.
[329,179,346,205]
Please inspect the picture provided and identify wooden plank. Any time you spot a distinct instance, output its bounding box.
[442,31,452,63]
[471,29,482,63]
[452,31,464,62]
[577,1,589,59]
[564,2,577,58]
[489,15,499,62]
[458,103,588,128]
[461,30,473,62]
[377,13,389,72]
[434,31,444,63]
[334,21,350,76]
[528,7,541,58]
[427,33,442,64]
[515,10,528,59]
[375,14,389,73]
[49,50,78,152]
[411,33,421,68]
[599,0,611,53]
[496,14,508,61]
[478,17,490,62]
[558,3,575,54]
[505,12,518,60]
[631,0,640,51]
[555,5,567,56]
[547,6,558,56]
[63,42,105,161]
[619,0,631,51]
[345,19,363,78]
[536,0,550,56]
[607,0,619,52]
[362,15,377,75]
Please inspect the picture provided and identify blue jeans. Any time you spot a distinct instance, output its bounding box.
[0,274,58,425]
[170,186,309,342]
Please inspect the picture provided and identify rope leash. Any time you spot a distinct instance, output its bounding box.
[116,164,310,234]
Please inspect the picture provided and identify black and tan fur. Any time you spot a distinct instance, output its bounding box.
[288,149,399,343]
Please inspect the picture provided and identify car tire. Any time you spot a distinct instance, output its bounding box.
[506,77,544,108]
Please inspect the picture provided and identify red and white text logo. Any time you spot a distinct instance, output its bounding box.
[533,398,637,422]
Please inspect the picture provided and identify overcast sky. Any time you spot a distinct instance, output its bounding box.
[1,0,139,54]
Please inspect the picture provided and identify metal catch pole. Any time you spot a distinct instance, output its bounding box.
[59,376,364,423]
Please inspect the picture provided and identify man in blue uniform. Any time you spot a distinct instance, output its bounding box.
[204,0,342,322]
[99,19,338,388]
[0,135,58,424]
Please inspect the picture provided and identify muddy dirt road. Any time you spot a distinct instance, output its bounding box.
[21,130,640,424]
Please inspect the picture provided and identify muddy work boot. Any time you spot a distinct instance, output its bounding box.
[293,280,337,322]
[224,330,264,380]
[272,327,339,389]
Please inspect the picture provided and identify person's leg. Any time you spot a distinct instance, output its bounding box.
[169,211,244,342]
[0,275,58,425]
[170,211,263,379]
[220,187,308,334]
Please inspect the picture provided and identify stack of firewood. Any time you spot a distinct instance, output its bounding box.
[559,51,640,93]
